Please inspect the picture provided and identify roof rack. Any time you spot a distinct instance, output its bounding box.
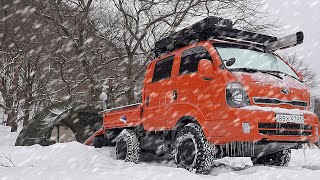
[153,16,277,57]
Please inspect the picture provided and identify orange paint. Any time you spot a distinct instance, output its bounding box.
[102,40,319,145]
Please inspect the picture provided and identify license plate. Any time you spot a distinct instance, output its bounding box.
[275,114,304,124]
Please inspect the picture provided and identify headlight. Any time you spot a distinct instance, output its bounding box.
[226,82,250,108]
[231,90,243,105]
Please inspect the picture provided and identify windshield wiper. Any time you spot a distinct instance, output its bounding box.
[260,70,283,79]
[229,68,259,73]
[230,68,283,79]
[264,70,301,81]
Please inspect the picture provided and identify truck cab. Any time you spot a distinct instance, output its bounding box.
[95,17,319,174]
[143,38,318,147]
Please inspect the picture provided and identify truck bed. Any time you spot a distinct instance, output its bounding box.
[103,103,142,129]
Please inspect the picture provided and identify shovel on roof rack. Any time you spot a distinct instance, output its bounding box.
[265,31,304,52]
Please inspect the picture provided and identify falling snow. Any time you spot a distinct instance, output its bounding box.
[1,0,320,179]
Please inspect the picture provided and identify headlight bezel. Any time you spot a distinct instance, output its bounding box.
[226,82,250,108]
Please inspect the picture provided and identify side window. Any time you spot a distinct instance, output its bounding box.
[179,46,212,75]
[152,55,174,82]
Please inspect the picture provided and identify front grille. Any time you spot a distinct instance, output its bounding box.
[253,97,308,107]
[258,123,312,130]
[259,130,312,136]
[258,123,312,136]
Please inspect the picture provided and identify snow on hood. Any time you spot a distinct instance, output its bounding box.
[233,72,307,90]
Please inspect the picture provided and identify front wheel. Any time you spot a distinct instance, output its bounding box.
[251,149,291,166]
[175,123,215,174]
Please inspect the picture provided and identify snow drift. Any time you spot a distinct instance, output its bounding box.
[1,125,320,180]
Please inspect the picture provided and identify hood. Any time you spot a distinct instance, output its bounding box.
[233,72,310,110]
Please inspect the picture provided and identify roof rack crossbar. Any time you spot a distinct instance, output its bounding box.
[153,16,277,56]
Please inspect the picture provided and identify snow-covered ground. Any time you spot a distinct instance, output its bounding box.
[1,125,320,180]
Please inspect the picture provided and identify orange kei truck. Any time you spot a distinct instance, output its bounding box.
[85,17,319,174]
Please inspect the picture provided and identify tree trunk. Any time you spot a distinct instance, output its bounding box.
[125,55,135,104]
[108,85,116,108]
[22,69,33,126]
[125,87,135,104]
[23,109,30,127]
[7,109,17,132]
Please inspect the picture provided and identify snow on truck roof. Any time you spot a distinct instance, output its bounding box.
[153,16,304,57]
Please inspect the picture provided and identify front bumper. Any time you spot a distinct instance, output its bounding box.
[206,106,319,144]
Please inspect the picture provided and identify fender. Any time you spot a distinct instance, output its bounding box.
[83,127,104,146]
[175,115,201,130]
[168,103,215,137]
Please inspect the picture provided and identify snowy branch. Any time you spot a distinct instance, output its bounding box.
[0,154,15,168]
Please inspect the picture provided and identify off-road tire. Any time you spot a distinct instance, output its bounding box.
[115,129,141,163]
[93,135,104,148]
[251,149,291,166]
[175,123,215,174]
[93,135,115,148]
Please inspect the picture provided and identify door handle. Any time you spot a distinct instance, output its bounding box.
[172,90,178,101]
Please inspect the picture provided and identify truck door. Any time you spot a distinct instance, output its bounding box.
[167,45,222,136]
[143,55,175,131]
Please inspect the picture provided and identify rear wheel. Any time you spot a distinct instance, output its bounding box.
[175,123,215,174]
[115,129,141,163]
[93,135,114,148]
[93,135,104,148]
[251,149,291,166]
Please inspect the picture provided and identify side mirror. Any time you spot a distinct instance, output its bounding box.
[99,92,108,110]
[198,59,213,80]
[225,58,236,67]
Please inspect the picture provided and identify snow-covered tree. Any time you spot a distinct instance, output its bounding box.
[0,0,278,131]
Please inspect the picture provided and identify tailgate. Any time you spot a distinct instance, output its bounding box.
[103,103,142,128]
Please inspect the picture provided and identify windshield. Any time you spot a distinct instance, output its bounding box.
[215,44,299,79]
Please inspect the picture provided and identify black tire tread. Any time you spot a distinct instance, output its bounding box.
[175,123,215,174]
[93,135,104,148]
[116,129,141,163]
[252,149,291,166]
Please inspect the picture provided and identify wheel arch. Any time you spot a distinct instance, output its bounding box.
[168,103,207,129]
[175,116,201,130]
[172,116,202,141]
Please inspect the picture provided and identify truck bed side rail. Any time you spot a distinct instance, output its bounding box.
[99,103,141,114]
